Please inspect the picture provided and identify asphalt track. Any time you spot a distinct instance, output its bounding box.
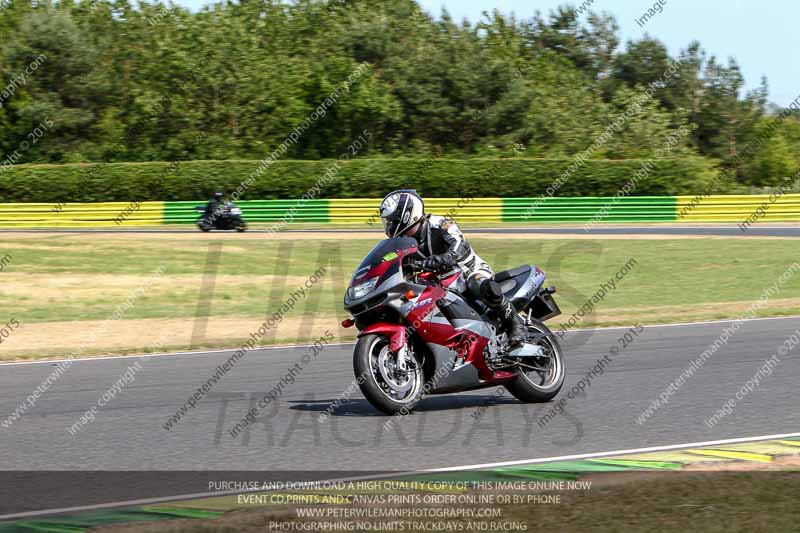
[2,316,798,474]
[3,225,800,237]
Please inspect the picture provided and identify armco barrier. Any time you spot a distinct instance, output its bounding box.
[163,200,331,225]
[503,196,678,222]
[2,195,800,227]
[162,198,505,225]
[675,194,800,222]
[0,202,165,227]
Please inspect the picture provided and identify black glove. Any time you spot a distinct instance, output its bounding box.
[423,254,451,271]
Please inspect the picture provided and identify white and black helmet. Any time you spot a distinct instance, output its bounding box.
[379,189,425,238]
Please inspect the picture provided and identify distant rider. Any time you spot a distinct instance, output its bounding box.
[203,192,225,225]
[379,189,526,348]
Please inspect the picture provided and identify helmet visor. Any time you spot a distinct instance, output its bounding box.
[379,191,422,238]
[381,215,401,238]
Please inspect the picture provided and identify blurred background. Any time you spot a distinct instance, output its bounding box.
[0,0,798,196]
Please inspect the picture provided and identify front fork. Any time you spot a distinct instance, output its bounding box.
[358,323,412,370]
[395,344,409,371]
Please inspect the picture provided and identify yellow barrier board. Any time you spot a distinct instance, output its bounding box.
[675,194,800,222]
[2,196,800,227]
[0,202,166,227]
[327,198,503,224]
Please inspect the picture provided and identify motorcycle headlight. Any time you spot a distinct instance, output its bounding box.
[349,277,379,300]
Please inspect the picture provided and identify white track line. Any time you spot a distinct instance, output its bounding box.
[442,227,786,231]
[2,431,798,521]
[3,314,800,367]
[423,431,800,472]
[0,342,356,366]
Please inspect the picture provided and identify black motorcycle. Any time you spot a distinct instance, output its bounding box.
[195,202,247,232]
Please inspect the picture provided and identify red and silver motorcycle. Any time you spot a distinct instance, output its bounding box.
[342,237,565,415]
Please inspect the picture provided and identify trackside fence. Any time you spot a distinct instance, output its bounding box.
[2,195,800,227]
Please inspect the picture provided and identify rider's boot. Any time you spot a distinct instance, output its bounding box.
[479,279,527,349]
[498,297,527,349]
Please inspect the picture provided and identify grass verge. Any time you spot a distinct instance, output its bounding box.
[1,232,799,360]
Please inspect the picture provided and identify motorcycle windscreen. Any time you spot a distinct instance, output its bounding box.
[352,237,418,279]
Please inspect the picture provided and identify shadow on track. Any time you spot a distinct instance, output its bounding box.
[287,393,522,417]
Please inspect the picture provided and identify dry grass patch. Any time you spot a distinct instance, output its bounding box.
[0,314,345,360]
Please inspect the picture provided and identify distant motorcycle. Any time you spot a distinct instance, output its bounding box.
[342,236,565,415]
[195,202,247,232]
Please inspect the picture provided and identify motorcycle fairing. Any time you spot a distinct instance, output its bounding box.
[399,285,512,383]
[425,342,516,393]
[345,238,553,390]
[358,323,407,353]
[496,265,546,310]
[345,238,421,315]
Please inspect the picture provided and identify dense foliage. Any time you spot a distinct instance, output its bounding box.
[0,157,717,201]
[0,0,798,191]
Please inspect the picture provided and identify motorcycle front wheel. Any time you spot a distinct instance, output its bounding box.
[504,319,565,402]
[354,334,425,415]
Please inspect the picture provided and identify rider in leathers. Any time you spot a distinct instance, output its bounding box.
[379,190,527,347]
[203,192,225,226]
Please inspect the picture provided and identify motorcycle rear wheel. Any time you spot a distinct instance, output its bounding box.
[504,319,565,402]
[354,334,425,415]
